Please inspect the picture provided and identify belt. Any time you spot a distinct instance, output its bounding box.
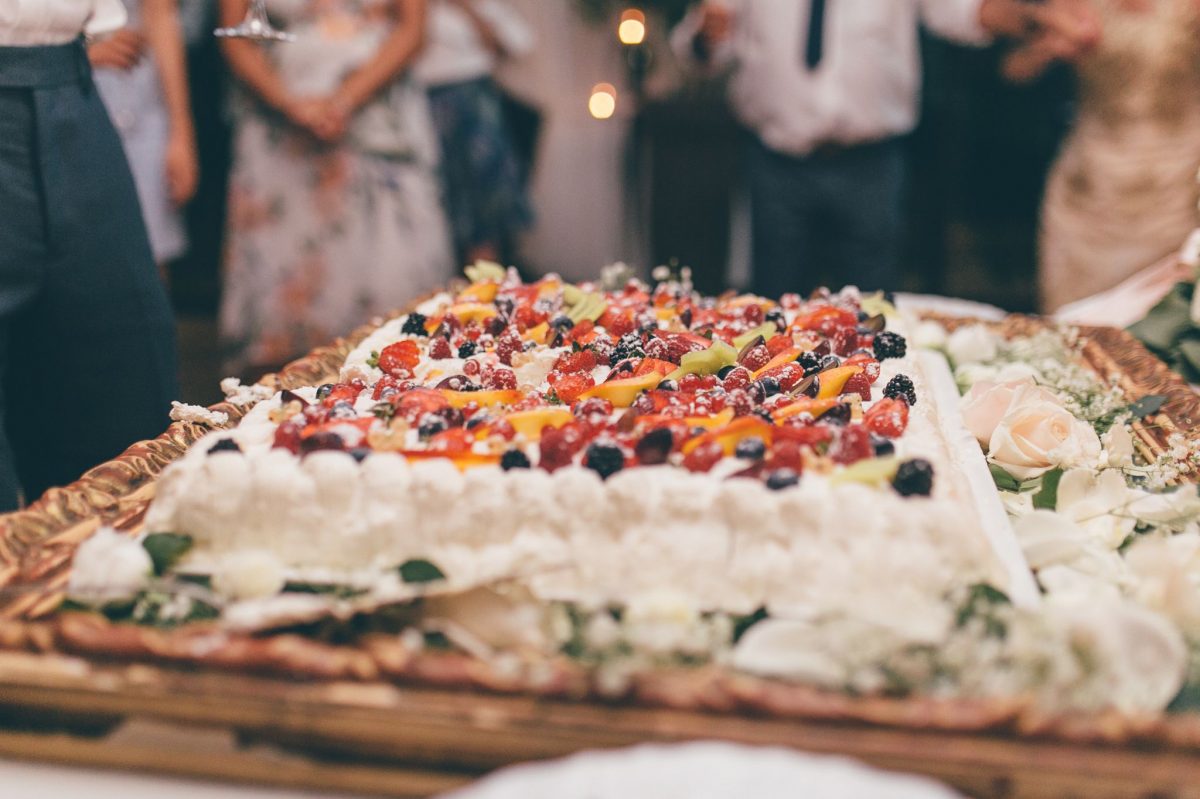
[0,38,90,89]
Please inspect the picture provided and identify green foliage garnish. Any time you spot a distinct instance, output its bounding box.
[142,533,194,576]
[989,464,1021,492]
[366,350,380,369]
[398,559,446,584]
[1032,468,1064,511]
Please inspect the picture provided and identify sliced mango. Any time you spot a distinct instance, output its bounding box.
[524,322,550,344]
[752,347,805,379]
[816,366,863,400]
[440,389,523,409]
[459,281,499,303]
[682,416,774,456]
[448,302,496,324]
[580,371,662,407]
[402,450,502,471]
[504,407,575,439]
[771,398,840,423]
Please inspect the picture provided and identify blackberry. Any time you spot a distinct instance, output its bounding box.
[315,383,335,400]
[735,436,766,460]
[883,374,917,405]
[635,427,674,465]
[349,447,372,463]
[892,458,934,497]
[765,307,786,331]
[584,441,625,479]
[612,332,645,363]
[872,330,907,360]
[796,351,822,376]
[765,468,800,491]
[500,449,532,471]
[208,438,241,455]
[457,340,478,358]
[401,312,428,337]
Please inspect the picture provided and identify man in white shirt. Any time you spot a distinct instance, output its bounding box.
[0,0,179,510]
[674,0,1099,298]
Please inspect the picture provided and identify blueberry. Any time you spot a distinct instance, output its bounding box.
[657,378,679,392]
[766,468,800,491]
[418,414,449,439]
[500,449,531,470]
[584,441,625,479]
[349,447,372,462]
[893,458,934,497]
[735,436,766,460]
[753,376,782,398]
[717,364,737,380]
[315,383,335,400]
[549,314,575,331]
[870,435,895,457]
[329,400,357,419]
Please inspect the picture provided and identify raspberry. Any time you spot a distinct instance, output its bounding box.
[726,388,754,417]
[872,330,907,360]
[843,372,872,401]
[742,303,764,324]
[554,348,598,374]
[567,319,595,343]
[396,388,450,424]
[666,337,698,363]
[643,337,671,362]
[428,337,452,360]
[550,372,594,404]
[514,305,547,331]
[483,367,517,390]
[722,366,752,391]
[832,328,858,357]
[463,358,482,377]
[272,421,302,454]
[765,334,794,356]
[378,340,420,376]
[574,397,614,419]
[739,344,771,372]
[829,425,872,465]
[864,397,910,438]
[765,439,805,471]
[683,440,724,473]
[679,373,704,392]
[883,374,917,405]
[759,363,805,392]
[893,458,934,497]
[495,332,521,365]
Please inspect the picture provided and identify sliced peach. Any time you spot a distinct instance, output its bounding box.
[459,281,499,303]
[772,398,840,422]
[637,408,735,433]
[504,407,575,439]
[440,389,523,409]
[681,416,774,456]
[633,358,678,377]
[580,371,662,407]
[522,321,550,344]
[402,451,501,471]
[816,365,863,399]
[448,302,496,324]
[752,347,805,379]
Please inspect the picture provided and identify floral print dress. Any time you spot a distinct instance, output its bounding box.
[220,0,454,372]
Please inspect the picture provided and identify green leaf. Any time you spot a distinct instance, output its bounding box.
[989,463,1021,492]
[398,559,446,584]
[142,533,193,576]
[732,607,768,643]
[955,583,1012,634]
[366,350,380,369]
[1032,468,1064,510]
[1128,283,1195,352]
[1127,395,1167,420]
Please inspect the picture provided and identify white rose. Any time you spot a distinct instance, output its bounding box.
[960,379,1030,446]
[946,324,999,366]
[912,320,948,350]
[1102,423,1136,468]
[68,528,153,605]
[988,385,1101,480]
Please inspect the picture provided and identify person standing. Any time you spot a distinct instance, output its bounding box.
[673,0,1100,299]
[218,0,453,375]
[1010,0,1200,311]
[0,0,180,510]
[90,0,199,271]
[414,0,533,267]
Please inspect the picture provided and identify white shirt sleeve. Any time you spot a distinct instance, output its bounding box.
[918,0,991,46]
[85,0,128,38]
[477,0,534,59]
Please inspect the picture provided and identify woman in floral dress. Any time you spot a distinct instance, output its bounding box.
[218,0,453,373]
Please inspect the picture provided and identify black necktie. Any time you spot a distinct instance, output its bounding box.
[805,0,827,70]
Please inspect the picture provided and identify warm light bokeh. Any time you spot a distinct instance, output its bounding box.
[618,8,646,45]
[589,83,618,119]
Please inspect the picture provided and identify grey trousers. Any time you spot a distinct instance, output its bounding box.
[0,39,178,511]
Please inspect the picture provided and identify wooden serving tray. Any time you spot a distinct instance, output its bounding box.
[2,313,1200,798]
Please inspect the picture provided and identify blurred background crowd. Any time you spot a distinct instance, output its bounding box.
[85,0,1200,403]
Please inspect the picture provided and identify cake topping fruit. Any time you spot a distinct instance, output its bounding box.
[892,458,934,497]
[883,374,917,405]
[872,330,908,360]
[584,441,626,479]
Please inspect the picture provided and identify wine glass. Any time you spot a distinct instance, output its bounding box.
[214,0,295,42]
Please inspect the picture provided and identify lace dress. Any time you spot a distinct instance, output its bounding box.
[219,0,454,371]
[1040,0,1200,311]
